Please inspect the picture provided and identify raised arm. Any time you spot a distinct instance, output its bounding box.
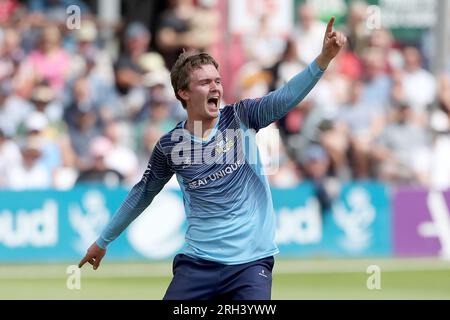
[235,17,346,130]
[78,141,174,270]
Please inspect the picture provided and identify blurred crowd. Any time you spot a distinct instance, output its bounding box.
[0,0,449,198]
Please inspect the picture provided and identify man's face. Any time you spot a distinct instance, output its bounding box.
[180,64,223,120]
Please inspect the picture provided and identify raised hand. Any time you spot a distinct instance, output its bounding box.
[316,16,347,70]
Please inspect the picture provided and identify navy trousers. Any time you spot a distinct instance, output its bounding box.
[163,254,274,300]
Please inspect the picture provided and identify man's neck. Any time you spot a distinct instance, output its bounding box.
[185,115,219,140]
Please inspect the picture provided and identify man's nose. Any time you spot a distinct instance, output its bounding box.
[210,81,219,91]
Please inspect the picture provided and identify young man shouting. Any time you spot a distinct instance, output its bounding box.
[79,17,346,300]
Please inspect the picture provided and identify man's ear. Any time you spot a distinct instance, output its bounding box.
[178,89,189,103]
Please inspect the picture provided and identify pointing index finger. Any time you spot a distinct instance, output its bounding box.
[78,255,89,268]
[326,16,335,34]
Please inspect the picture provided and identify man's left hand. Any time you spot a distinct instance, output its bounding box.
[316,16,347,70]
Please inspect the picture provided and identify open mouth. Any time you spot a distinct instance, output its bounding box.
[207,97,219,109]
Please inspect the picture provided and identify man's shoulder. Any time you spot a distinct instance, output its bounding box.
[220,103,237,115]
[157,121,185,152]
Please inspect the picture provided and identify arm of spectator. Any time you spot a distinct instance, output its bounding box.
[368,114,387,141]
[156,27,201,52]
[115,68,143,88]
[157,27,184,51]
[371,143,393,162]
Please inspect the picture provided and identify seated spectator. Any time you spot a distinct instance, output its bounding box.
[372,101,431,185]
[345,0,370,56]
[115,22,151,95]
[76,136,124,187]
[0,28,26,83]
[5,136,51,190]
[398,46,436,126]
[242,13,286,68]
[300,144,337,212]
[360,47,392,114]
[30,83,64,127]
[64,101,102,171]
[424,74,450,190]
[156,0,198,68]
[291,2,326,64]
[135,67,184,123]
[0,127,21,188]
[21,24,71,92]
[0,81,33,137]
[71,19,114,84]
[430,74,450,135]
[336,79,385,178]
[22,111,62,179]
[266,38,306,92]
[335,40,363,81]
[103,120,139,185]
[0,0,20,25]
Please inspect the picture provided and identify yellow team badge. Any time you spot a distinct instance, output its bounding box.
[215,137,234,154]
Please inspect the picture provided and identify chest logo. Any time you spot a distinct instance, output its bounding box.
[215,137,234,154]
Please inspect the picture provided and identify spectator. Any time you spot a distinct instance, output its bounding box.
[188,0,221,53]
[5,136,51,190]
[22,111,68,183]
[30,83,64,126]
[372,101,430,184]
[0,127,21,188]
[115,22,163,119]
[291,2,326,64]
[76,136,124,187]
[0,81,33,137]
[267,38,306,92]
[430,74,450,135]
[425,74,450,190]
[115,21,152,95]
[345,0,370,56]
[300,144,336,212]
[336,79,385,178]
[0,0,20,25]
[137,67,184,122]
[242,13,286,68]
[137,95,179,165]
[71,19,115,85]
[156,0,199,68]
[64,76,105,125]
[368,28,402,73]
[360,47,392,114]
[398,46,436,125]
[103,120,139,185]
[0,28,25,83]
[65,102,102,171]
[335,40,363,81]
[21,24,71,92]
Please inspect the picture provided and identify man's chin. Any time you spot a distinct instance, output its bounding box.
[206,108,220,118]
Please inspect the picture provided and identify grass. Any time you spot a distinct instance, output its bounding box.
[1,258,449,300]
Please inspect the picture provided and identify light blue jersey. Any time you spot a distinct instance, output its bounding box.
[96,61,324,264]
